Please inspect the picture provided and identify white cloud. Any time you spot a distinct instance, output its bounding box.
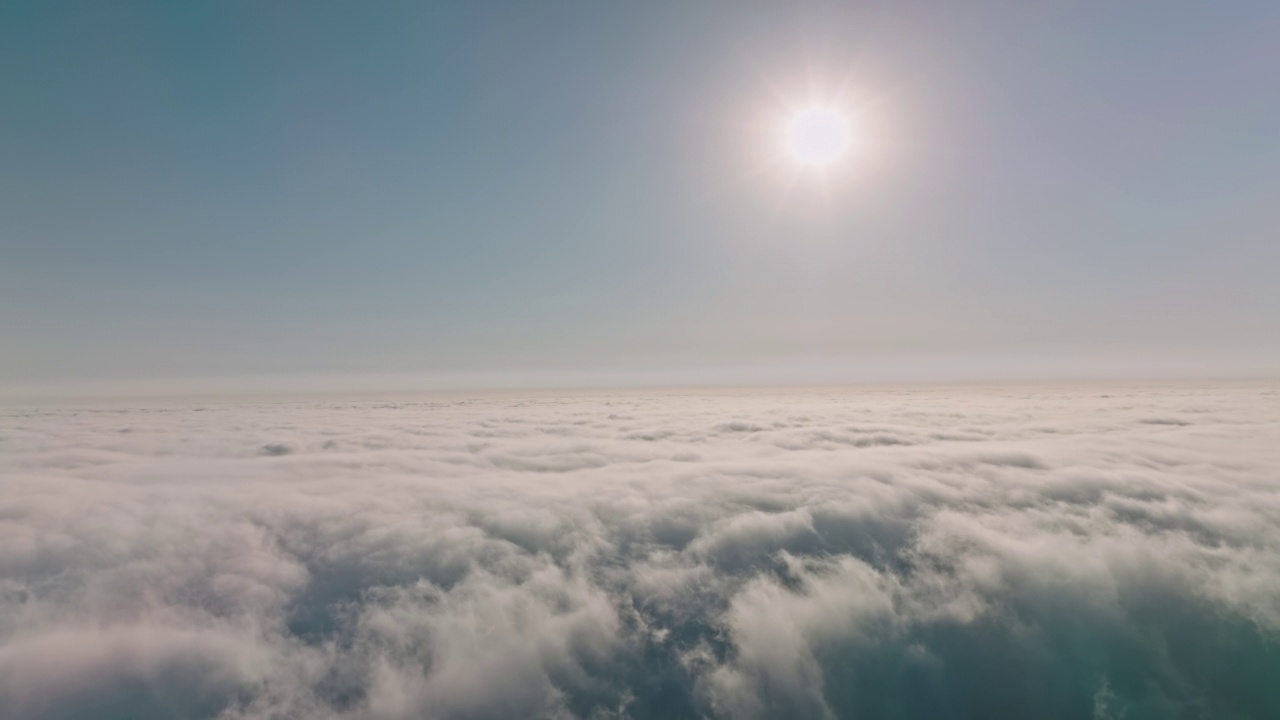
[1,385,1278,718]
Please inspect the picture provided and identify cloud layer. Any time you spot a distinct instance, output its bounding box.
[2,385,1279,719]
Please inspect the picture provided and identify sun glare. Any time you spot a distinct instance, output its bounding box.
[786,107,852,167]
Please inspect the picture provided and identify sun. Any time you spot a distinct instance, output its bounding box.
[786,107,852,167]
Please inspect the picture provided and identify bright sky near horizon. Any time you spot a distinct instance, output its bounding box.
[3,1,1279,393]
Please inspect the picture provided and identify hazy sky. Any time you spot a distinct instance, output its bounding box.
[3,1,1278,390]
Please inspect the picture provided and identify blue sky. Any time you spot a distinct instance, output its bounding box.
[3,1,1278,390]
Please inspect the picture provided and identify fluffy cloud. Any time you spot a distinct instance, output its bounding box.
[1,385,1278,719]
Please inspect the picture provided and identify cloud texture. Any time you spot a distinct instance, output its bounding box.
[2,385,1279,719]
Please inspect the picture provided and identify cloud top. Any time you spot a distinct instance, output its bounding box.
[2,385,1278,718]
